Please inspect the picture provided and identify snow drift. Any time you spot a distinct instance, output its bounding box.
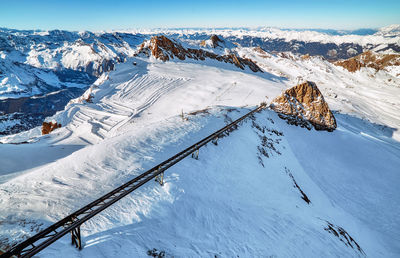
[0,26,400,257]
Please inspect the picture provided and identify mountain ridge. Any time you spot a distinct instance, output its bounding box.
[0,54,399,256]
[0,26,399,136]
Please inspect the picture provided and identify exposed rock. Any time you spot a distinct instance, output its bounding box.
[335,50,400,72]
[41,122,61,135]
[134,36,262,72]
[270,81,337,131]
[301,54,311,60]
[147,36,188,61]
[85,94,94,103]
[253,47,272,58]
[276,52,297,61]
[210,35,223,48]
[324,221,365,255]
[200,34,223,48]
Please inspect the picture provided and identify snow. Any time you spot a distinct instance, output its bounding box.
[0,29,143,99]
[281,113,400,256]
[2,106,397,256]
[1,25,399,100]
[0,119,20,133]
[236,47,400,141]
[375,24,400,37]
[347,48,358,55]
[1,31,400,257]
[60,42,116,71]
[119,26,400,46]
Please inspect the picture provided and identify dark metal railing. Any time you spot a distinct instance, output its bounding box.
[1,104,265,258]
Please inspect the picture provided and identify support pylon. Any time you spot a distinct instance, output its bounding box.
[155,172,164,186]
[71,226,82,250]
[192,145,199,160]
[181,109,188,121]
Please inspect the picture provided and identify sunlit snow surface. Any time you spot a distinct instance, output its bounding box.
[0,54,399,257]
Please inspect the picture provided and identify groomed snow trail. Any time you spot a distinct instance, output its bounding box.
[0,56,399,257]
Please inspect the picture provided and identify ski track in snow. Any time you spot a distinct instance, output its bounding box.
[0,51,399,257]
[56,70,189,142]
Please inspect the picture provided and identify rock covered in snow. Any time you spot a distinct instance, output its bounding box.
[210,34,223,47]
[270,81,337,131]
[335,51,400,72]
[134,35,262,72]
[200,34,224,48]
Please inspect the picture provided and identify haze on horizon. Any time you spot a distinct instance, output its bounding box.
[1,0,399,31]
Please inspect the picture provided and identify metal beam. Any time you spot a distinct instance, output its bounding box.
[1,104,265,258]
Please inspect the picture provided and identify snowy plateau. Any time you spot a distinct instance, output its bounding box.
[0,25,400,257]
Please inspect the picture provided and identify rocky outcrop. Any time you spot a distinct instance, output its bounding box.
[253,47,272,58]
[200,35,223,48]
[301,54,311,60]
[210,35,223,48]
[134,36,262,72]
[335,51,400,72]
[270,81,337,131]
[41,122,61,135]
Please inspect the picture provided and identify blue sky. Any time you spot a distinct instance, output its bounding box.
[1,0,399,31]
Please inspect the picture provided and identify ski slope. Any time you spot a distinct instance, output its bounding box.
[1,53,400,257]
[237,47,400,141]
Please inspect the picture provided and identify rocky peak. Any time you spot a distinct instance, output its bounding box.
[210,35,223,47]
[147,35,188,61]
[200,34,224,48]
[135,35,192,61]
[270,81,337,131]
[135,36,262,72]
[335,51,400,72]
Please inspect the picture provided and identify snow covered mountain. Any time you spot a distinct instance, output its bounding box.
[0,29,138,99]
[1,26,399,135]
[0,29,147,134]
[0,26,400,257]
[1,25,398,100]
[374,24,400,38]
[149,26,400,58]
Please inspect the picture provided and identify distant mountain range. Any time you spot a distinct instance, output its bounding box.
[1,24,400,258]
[0,25,399,134]
[277,25,400,36]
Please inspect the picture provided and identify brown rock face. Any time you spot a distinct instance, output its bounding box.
[253,47,271,58]
[271,81,337,131]
[199,40,206,47]
[335,51,400,72]
[200,35,223,48]
[134,36,262,72]
[210,35,223,48]
[149,36,188,61]
[301,54,311,60]
[42,122,61,135]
